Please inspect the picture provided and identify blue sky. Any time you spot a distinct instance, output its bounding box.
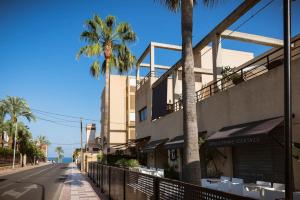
[0,0,299,157]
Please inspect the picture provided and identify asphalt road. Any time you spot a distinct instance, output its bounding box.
[0,163,70,200]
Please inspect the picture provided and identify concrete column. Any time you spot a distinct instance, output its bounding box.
[172,70,177,104]
[136,65,140,86]
[150,43,155,75]
[212,34,222,82]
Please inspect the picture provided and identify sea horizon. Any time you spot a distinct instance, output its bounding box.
[48,157,73,163]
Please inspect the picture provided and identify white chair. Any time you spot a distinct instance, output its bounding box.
[243,190,261,199]
[218,181,232,192]
[221,176,231,181]
[264,188,284,200]
[273,183,285,190]
[201,179,219,190]
[232,178,244,184]
[201,179,210,187]
[294,192,300,200]
[231,183,244,196]
[206,183,219,190]
[256,181,271,187]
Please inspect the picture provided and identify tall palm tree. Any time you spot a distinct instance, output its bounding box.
[77,15,136,150]
[17,122,32,167]
[55,146,64,163]
[0,96,36,168]
[156,0,219,184]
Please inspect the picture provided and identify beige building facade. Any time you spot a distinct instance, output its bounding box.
[135,35,300,189]
[101,75,136,149]
[134,1,300,189]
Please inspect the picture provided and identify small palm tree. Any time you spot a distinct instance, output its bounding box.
[36,135,50,159]
[0,96,36,168]
[36,135,51,146]
[55,146,64,163]
[156,0,220,184]
[77,15,136,150]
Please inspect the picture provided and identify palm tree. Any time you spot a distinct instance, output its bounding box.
[17,122,32,167]
[156,0,219,184]
[36,135,51,146]
[55,146,64,163]
[77,15,136,150]
[0,96,36,168]
[36,135,50,160]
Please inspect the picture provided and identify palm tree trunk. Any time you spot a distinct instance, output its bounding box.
[181,0,201,185]
[103,59,110,152]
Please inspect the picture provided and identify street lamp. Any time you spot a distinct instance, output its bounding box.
[283,0,294,199]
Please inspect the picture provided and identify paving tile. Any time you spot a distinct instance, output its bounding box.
[59,163,101,200]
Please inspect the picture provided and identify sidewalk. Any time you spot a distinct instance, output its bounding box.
[59,163,106,200]
[0,162,49,176]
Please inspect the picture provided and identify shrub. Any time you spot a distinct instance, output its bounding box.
[0,147,17,158]
[115,158,139,168]
[164,166,179,180]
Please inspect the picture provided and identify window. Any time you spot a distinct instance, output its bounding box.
[139,107,147,121]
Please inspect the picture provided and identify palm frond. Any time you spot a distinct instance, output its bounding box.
[80,31,99,43]
[77,44,103,59]
[114,44,136,74]
[90,60,101,78]
[155,0,181,12]
[105,15,116,30]
[202,0,222,7]
[116,23,136,43]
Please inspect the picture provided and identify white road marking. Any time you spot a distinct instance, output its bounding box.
[0,182,14,190]
[18,164,56,181]
[1,184,38,199]
[0,165,55,191]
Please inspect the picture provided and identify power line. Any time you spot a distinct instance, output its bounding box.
[33,111,79,123]
[31,108,99,122]
[200,0,276,58]
[36,116,81,128]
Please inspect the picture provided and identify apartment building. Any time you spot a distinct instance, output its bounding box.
[100,75,136,150]
[134,2,300,190]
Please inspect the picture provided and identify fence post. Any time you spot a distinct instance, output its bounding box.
[123,169,126,200]
[101,165,103,193]
[209,85,212,96]
[154,177,159,200]
[108,166,111,200]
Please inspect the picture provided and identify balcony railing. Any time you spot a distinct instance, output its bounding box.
[88,162,255,200]
[137,71,155,89]
[172,38,300,113]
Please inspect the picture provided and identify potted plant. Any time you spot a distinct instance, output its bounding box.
[221,66,244,85]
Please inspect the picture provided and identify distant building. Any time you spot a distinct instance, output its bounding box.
[100,75,136,150]
[85,123,100,153]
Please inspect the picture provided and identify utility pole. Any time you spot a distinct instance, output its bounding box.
[283,0,293,199]
[80,117,83,172]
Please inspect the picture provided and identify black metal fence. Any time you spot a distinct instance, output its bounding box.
[88,162,255,200]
